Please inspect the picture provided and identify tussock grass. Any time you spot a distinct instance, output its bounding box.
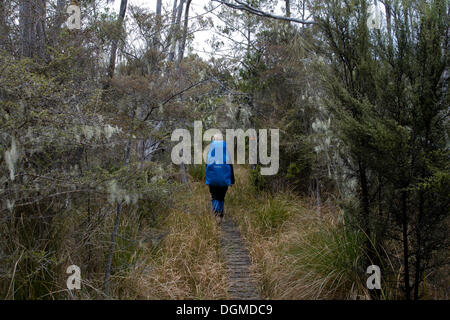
[119,182,228,299]
[227,166,369,299]
[2,165,368,300]
[1,180,228,300]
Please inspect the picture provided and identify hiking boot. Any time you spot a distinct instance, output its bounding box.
[215,215,223,224]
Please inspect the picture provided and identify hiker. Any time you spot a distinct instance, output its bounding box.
[205,134,235,223]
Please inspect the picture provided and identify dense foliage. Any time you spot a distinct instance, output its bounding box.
[0,0,448,299]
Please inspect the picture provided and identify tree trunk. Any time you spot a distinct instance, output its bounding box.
[171,0,178,25]
[316,176,321,211]
[20,0,46,60]
[358,161,371,237]
[302,0,306,22]
[359,160,377,281]
[413,191,423,300]
[384,1,392,49]
[168,0,184,62]
[285,0,290,17]
[103,202,123,297]
[107,0,128,80]
[50,0,66,45]
[177,0,192,63]
[401,191,411,300]
[156,0,162,17]
[148,0,163,73]
[103,139,132,297]
[175,0,191,185]
[153,0,162,49]
[163,0,178,56]
[180,162,188,184]
[0,1,8,50]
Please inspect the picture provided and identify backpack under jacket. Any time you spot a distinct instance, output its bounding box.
[205,140,233,187]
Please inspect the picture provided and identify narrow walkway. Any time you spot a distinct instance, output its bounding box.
[219,218,260,300]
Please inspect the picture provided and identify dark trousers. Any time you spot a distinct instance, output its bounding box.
[209,186,228,201]
[209,186,228,217]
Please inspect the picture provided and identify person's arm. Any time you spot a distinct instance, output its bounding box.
[230,164,235,185]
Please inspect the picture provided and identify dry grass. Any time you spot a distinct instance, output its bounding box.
[11,180,230,300]
[226,166,370,300]
[1,165,370,300]
[119,182,229,299]
[76,167,447,300]
[5,164,443,300]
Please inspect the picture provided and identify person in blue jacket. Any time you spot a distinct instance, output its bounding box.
[205,134,235,223]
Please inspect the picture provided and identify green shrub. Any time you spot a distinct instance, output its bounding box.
[249,166,270,191]
[254,196,290,231]
[188,164,206,182]
[286,226,366,296]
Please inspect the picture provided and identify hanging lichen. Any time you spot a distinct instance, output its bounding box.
[4,137,19,181]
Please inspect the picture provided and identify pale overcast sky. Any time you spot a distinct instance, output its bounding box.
[110,0,221,59]
[107,1,384,62]
[109,0,297,60]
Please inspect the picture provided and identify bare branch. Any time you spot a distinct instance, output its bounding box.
[211,0,316,25]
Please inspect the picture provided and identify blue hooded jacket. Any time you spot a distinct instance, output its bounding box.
[205,140,232,187]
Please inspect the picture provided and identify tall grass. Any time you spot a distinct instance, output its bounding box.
[285,226,366,299]
[226,166,370,299]
[106,181,229,299]
[1,164,376,300]
[0,179,229,299]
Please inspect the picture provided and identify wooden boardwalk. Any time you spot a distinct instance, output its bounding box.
[219,218,260,300]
